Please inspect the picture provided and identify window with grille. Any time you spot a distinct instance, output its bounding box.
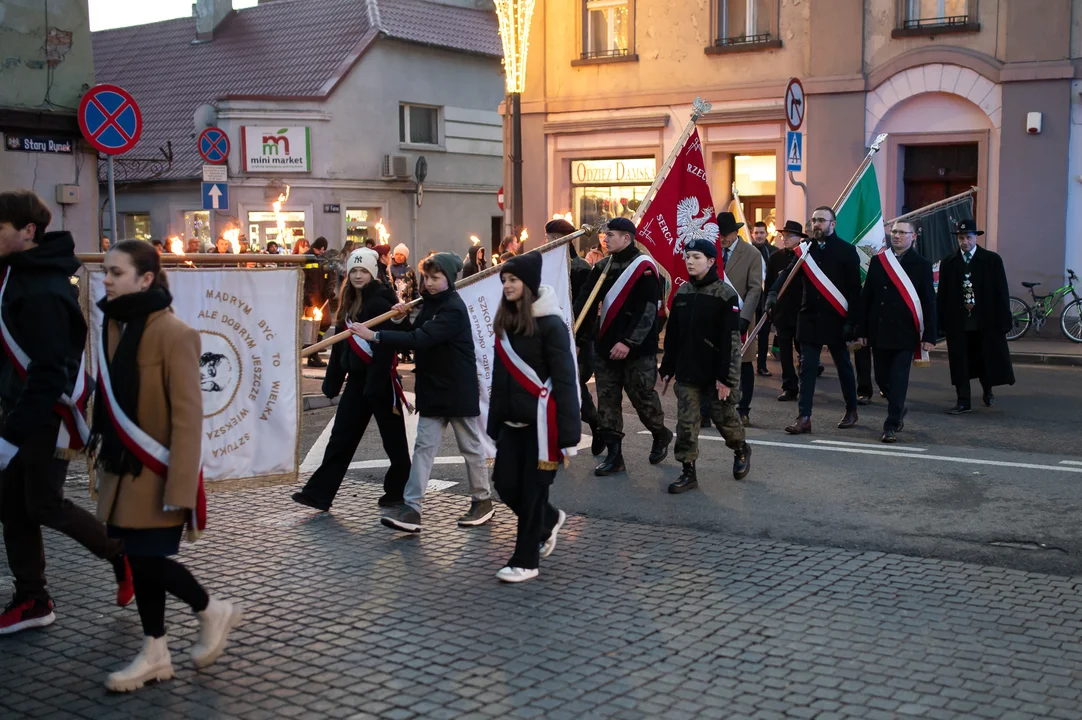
[582,0,631,59]
[716,0,775,47]
[900,0,974,29]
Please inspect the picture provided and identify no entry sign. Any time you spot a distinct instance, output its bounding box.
[198,127,230,165]
[78,84,142,155]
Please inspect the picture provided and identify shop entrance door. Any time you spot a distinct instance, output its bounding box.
[903,144,978,216]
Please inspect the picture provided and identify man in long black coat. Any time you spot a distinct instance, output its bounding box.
[766,207,863,433]
[856,220,937,442]
[765,221,806,401]
[936,219,1014,414]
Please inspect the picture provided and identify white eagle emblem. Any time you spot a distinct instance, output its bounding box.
[675,197,719,255]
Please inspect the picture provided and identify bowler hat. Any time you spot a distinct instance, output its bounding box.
[953,218,984,236]
[545,219,576,236]
[605,217,637,235]
[717,212,744,236]
[780,220,808,238]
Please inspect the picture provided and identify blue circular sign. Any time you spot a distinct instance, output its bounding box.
[78,84,142,155]
[198,127,230,165]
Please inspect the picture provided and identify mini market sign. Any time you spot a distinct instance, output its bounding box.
[241,126,311,172]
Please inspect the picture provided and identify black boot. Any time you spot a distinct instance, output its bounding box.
[594,439,625,476]
[733,442,752,480]
[649,428,674,465]
[668,463,698,494]
[588,421,605,455]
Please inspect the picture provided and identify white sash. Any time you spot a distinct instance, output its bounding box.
[879,251,929,363]
[95,337,171,474]
[796,242,848,317]
[598,254,658,336]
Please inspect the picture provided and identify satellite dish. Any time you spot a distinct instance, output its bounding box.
[193,103,218,133]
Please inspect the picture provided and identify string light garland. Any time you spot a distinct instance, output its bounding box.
[494,0,535,94]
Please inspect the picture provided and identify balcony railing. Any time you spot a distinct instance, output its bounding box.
[714,32,772,47]
[901,14,970,29]
[580,47,631,60]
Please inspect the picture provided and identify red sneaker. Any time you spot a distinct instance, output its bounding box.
[0,597,55,636]
[116,557,135,607]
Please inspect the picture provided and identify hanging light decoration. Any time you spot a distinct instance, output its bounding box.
[493,0,535,95]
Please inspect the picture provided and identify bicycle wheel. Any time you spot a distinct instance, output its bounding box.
[1061,299,1082,343]
[1006,297,1031,340]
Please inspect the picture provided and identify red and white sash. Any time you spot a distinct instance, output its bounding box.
[96,338,206,539]
[598,255,659,337]
[495,333,575,469]
[795,242,848,318]
[878,251,929,363]
[347,327,414,413]
[0,267,92,451]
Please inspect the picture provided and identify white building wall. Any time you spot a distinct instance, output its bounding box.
[1065,80,1082,281]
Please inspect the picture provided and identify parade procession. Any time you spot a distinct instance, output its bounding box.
[4,0,1082,718]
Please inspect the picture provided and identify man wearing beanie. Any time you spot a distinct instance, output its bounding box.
[390,243,418,306]
[660,238,752,494]
[573,217,672,475]
[354,251,493,532]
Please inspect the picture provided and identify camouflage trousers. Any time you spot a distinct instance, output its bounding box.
[595,354,668,441]
[674,381,745,464]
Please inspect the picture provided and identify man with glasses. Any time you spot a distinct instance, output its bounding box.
[766,206,863,434]
[855,221,936,442]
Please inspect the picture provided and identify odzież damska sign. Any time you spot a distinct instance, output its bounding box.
[241,126,311,172]
[4,134,74,154]
[571,158,656,185]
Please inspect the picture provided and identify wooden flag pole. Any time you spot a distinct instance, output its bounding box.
[302,228,590,358]
[739,133,888,356]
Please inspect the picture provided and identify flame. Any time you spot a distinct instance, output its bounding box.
[491,256,499,266]
[272,185,291,249]
[375,218,390,245]
[312,307,323,322]
[519,228,528,243]
[551,212,572,223]
[223,228,240,255]
[168,236,184,255]
[470,235,481,245]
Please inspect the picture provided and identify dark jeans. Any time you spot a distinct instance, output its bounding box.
[956,331,992,407]
[302,378,411,506]
[492,426,559,571]
[854,346,873,398]
[873,348,913,431]
[777,333,799,396]
[798,342,858,418]
[737,362,754,416]
[577,343,598,426]
[0,418,123,602]
[128,555,209,638]
[756,308,771,371]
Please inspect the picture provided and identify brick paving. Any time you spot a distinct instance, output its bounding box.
[2,479,1082,719]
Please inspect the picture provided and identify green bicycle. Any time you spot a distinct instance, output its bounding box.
[1007,269,1081,342]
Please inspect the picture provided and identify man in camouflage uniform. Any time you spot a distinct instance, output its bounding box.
[660,238,752,494]
[573,217,672,476]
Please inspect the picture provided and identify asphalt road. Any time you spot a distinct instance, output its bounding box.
[298,355,1082,576]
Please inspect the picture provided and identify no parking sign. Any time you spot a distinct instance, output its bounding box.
[78,84,142,155]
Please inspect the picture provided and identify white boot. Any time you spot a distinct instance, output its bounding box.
[190,598,242,669]
[105,635,174,692]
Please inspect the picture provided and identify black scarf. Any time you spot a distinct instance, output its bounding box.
[90,285,173,476]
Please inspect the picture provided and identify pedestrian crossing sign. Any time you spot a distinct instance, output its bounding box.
[786,130,803,172]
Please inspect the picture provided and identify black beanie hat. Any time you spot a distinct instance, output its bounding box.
[500,251,542,297]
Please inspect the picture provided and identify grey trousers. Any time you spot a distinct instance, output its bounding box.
[404,415,491,514]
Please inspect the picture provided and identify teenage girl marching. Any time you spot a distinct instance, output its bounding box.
[293,248,412,510]
[488,252,580,583]
[93,240,240,692]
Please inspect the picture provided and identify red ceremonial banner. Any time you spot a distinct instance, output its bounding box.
[634,129,720,308]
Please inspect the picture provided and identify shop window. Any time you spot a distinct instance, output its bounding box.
[570,157,655,228]
[714,0,777,48]
[184,210,211,249]
[345,208,386,246]
[121,213,151,242]
[894,0,978,35]
[247,210,306,252]
[581,0,632,60]
[399,104,440,147]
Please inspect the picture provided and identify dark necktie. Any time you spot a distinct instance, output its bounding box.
[723,248,731,266]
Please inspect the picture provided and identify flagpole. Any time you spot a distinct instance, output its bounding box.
[301,227,592,358]
[731,184,752,242]
[739,133,888,356]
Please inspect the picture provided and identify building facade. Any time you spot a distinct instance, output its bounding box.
[92,0,505,257]
[0,0,99,248]
[516,0,1082,290]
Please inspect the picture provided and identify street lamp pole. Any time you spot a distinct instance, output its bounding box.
[512,92,523,234]
[494,0,535,237]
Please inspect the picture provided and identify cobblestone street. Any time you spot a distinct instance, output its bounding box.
[3,479,1082,719]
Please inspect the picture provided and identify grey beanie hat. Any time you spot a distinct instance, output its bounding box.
[426,251,465,288]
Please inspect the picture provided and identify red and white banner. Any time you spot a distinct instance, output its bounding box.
[878,251,929,362]
[795,242,848,317]
[495,334,575,467]
[634,129,721,308]
[598,254,658,336]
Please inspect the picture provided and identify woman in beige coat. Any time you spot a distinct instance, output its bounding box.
[93,240,240,692]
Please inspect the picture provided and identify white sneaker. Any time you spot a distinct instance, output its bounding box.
[105,636,174,692]
[496,566,539,583]
[190,598,243,669]
[540,509,567,559]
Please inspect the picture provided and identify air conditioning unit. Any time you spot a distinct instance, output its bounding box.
[381,154,410,179]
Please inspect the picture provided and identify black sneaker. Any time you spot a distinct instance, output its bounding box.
[0,596,55,636]
[947,404,971,416]
[458,500,495,527]
[378,494,404,508]
[306,354,327,368]
[291,492,330,512]
[381,506,422,533]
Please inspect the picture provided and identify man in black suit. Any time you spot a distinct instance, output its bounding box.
[936,219,1015,414]
[765,220,805,401]
[751,221,778,376]
[766,207,863,433]
[856,220,937,442]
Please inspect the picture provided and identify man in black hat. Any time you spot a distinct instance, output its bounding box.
[766,206,863,434]
[765,221,807,401]
[936,219,1014,414]
[751,222,778,377]
[574,216,672,475]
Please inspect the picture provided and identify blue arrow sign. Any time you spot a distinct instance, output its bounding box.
[786,130,803,172]
[202,182,229,210]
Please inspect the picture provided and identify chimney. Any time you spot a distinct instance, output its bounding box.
[194,0,233,42]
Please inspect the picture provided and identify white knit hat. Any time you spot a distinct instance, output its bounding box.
[347,248,379,279]
[393,243,410,258]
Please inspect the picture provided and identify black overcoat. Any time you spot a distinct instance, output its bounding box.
[857,249,937,351]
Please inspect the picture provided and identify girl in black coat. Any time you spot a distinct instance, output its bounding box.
[488,252,580,583]
[293,249,411,511]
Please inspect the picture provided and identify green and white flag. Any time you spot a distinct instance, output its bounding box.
[835,161,885,281]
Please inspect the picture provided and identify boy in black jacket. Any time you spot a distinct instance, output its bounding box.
[0,190,129,635]
[659,238,752,495]
[353,252,493,532]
